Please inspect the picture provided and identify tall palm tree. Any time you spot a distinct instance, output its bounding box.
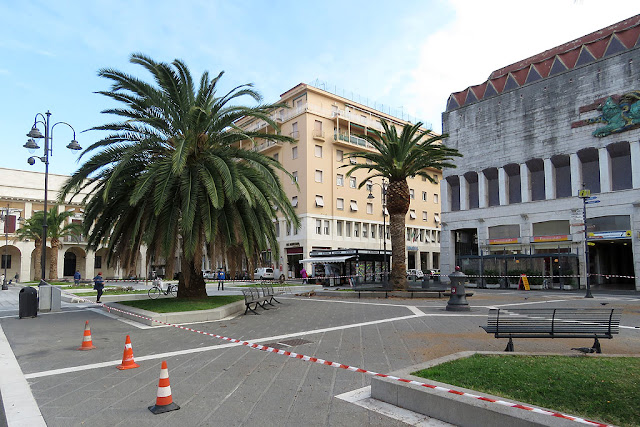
[344,119,462,290]
[45,207,83,279]
[60,53,298,298]
[15,215,43,281]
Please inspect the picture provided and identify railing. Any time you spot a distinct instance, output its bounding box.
[334,133,372,149]
[290,131,300,140]
[252,139,281,152]
[312,130,325,140]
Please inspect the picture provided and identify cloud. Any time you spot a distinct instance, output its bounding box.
[406,0,640,132]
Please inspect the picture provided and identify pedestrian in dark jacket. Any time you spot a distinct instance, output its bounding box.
[93,272,104,303]
[217,268,225,291]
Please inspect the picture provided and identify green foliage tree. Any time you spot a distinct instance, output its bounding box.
[15,214,43,281]
[45,207,83,279]
[61,53,298,298]
[343,119,462,290]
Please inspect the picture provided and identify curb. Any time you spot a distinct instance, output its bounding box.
[101,300,245,326]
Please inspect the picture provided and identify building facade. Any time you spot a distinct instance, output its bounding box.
[237,84,443,279]
[0,168,136,282]
[440,15,640,290]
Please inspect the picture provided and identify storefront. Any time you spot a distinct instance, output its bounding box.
[300,248,391,286]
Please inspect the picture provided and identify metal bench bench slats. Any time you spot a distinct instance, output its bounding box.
[242,285,284,315]
[481,308,621,352]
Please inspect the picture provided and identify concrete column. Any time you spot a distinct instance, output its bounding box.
[459,176,468,211]
[498,167,508,205]
[20,249,32,282]
[630,141,640,189]
[24,202,33,220]
[599,147,612,193]
[570,153,581,196]
[544,158,555,200]
[86,250,95,279]
[439,229,454,284]
[520,163,531,203]
[440,179,449,212]
[478,172,488,208]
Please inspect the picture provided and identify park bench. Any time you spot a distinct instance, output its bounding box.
[242,288,271,315]
[481,308,621,353]
[260,284,284,305]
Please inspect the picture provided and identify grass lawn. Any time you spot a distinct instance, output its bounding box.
[234,283,300,287]
[118,295,245,313]
[412,354,640,426]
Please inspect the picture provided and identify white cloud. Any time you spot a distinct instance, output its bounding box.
[406,0,640,132]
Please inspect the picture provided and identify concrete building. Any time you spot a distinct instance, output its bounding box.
[237,83,443,281]
[0,168,134,282]
[440,15,640,290]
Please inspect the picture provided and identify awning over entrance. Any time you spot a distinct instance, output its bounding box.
[299,255,356,264]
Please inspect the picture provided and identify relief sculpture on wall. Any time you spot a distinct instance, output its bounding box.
[584,90,640,137]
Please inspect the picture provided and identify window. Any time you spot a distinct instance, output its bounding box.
[95,256,102,269]
[336,150,343,162]
[315,170,323,183]
[422,191,427,201]
[371,225,376,238]
[292,146,298,159]
[434,213,440,223]
[354,223,360,237]
[273,153,279,162]
[362,223,368,237]
[315,120,323,133]
[433,194,438,204]
[337,198,344,210]
[379,225,384,240]
[286,221,291,236]
[294,225,298,235]
[337,221,343,236]
[350,200,358,211]
[315,195,324,207]
[292,171,298,183]
[291,196,298,207]
[316,219,322,234]
[336,174,344,186]
[366,203,373,214]
[422,176,427,181]
[410,189,415,199]
[422,211,428,221]
[324,220,330,235]
[275,222,280,237]
[291,122,299,139]
[409,209,416,220]
[1,254,11,269]
[346,222,352,237]
[433,174,439,183]
[349,177,356,188]
[315,145,323,158]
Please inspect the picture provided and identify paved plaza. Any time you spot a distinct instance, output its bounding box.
[1,283,639,426]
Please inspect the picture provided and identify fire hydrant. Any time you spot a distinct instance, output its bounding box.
[446,266,470,311]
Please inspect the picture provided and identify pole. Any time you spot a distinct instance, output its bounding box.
[2,205,7,290]
[41,111,51,284]
[383,180,388,290]
[583,195,593,298]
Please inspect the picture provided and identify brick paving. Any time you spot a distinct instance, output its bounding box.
[1,283,639,426]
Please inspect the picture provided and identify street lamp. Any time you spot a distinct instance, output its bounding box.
[368,179,389,289]
[578,185,594,298]
[24,111,81,283]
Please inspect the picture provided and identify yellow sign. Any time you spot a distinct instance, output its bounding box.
[533,235,569,242]
[519,274,530,291]
[579,189,591,198]
[488,237,519,245]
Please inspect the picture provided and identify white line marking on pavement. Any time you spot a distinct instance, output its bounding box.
[476,299,574,308]
[407,306,424,316]
[336,386,453,426]
[0,324,46,426]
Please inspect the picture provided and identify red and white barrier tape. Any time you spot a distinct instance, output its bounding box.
[54,286,611,426]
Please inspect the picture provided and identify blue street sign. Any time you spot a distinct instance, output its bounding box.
[585,200,601,204]
[588,196,598,200]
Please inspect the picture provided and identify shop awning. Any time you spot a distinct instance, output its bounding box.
[299,255,356,264]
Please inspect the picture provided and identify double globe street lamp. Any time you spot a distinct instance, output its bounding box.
[24,111,81,283]
[367,179,389,289]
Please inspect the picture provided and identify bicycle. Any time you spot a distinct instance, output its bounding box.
[148,282,178,299]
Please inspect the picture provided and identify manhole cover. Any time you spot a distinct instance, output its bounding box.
[262,342,286,349]
[278,338,312,347]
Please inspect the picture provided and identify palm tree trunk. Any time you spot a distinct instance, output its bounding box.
[389,212,407,290]
[178,256,208,298]
[50,239,59,280]
[33,240,42,281]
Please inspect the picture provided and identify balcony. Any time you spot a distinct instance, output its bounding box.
[312,130,325,141]
[334,133,371,149]
[289,131,300,141]
[252,139,282,152]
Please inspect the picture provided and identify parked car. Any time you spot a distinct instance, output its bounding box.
[254,267,274,280]
[406,269,424,279]
[202,270,215,280]
[425,269,440,280]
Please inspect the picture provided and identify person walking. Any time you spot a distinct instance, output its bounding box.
[217,268,225,291]
[93,272,105,303]
[74,270,81,286]
[301,267,308,284]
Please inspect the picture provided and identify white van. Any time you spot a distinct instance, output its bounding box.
[202,270,215,279]
[254,267,274,280]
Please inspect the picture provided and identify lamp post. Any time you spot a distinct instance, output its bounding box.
[24,111,82,283]
[578,185,594,298]
[368,179,389,289]
[2,205,8,290]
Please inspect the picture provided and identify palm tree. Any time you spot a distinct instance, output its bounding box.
[60,53,298,298]
[45,207,83,279]
[15,215,43,281]
[344,119,462,290]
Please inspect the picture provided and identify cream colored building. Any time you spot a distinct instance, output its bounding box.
[0,168,135,282]
[237,83,442,279]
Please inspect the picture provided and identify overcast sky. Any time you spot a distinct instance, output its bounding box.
[1,0,638,176]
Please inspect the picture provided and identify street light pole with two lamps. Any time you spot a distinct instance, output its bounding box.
[367,179,389,289]
[24,111,82,283]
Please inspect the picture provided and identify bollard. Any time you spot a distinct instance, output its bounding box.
[446,266,470,311]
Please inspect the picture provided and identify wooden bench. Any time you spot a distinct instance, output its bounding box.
[481,308,621,352]
[241,288,270,315]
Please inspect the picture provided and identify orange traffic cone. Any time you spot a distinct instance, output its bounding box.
[77,320,96,350]
[117,335,140,370]
[149,361,180,414]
